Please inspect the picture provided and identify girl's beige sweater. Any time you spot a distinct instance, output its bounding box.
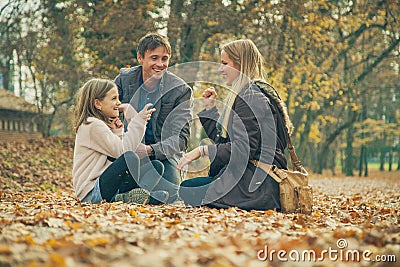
[72,116,146,200]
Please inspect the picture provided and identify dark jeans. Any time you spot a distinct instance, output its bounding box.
[179,177,213,207]
[99,151,163,202]
[152,159,181,203]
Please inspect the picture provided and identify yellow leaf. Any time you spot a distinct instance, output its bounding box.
[265,209,275,215]
[45,239,59,247]
[313,212,322,217]
[165,219,180,227]
[136,206,155,214]
[65,220,83,230]
[127,209,137,217]
[49,253,67,267]
[0,244,12,254]
[85,237,109,247]
[25,235,36,245]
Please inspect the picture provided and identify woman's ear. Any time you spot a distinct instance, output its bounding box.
[94,99,102,111]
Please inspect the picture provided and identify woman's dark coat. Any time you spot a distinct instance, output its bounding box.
[198,83,289,211]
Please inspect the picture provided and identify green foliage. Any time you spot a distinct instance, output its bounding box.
[40,183,57,192]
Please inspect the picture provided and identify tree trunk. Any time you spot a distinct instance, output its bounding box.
[340,150,345,173]
[297,110,315,167]
[178,0,208,62]
[316,147,326,174]
[167,0,184,62]
[345,125,354,176]
[388,148,393,171]
[316,111,358,174]
[397,147,400,171]
[2,31,12,91]
[359,91,368,177]
[380,150,385,171]
[330,150,337,176]
[363,147,368,177]
[17,54,23,96]
[359,145,365,177]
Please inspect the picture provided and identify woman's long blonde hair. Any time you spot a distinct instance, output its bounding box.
[221,39,294,136]
[222,39,266,93]
[73,78,116,133]
[217,39,266,138]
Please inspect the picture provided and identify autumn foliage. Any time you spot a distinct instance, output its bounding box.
[0,137,399,266]
[1,0,399,175]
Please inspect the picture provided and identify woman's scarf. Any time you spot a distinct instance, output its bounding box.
[216,78,294,139]
[254,80,294,136]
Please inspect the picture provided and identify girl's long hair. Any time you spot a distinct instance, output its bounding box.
[73,78,116,133]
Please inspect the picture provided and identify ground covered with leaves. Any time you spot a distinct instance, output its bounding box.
[0,137,399,267]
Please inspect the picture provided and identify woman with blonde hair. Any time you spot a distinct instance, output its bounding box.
[178,39,293,211]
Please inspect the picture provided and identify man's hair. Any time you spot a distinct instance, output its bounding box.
[137,33,172,57]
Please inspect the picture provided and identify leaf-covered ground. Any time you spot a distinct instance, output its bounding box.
[0,137,399,267]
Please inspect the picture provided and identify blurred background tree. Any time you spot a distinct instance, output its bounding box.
[0,0,398,175]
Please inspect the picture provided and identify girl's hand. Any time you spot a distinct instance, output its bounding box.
[110,117,123,129]
[138,103,156,122]
[177,147,202,171]
[119,103,137,123]
[202,87,217,110]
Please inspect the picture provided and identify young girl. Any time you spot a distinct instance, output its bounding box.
[72,78,169,204]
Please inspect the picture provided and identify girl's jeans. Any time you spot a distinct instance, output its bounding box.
[82,151,163,203]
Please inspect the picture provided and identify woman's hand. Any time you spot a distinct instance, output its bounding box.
[138,103,156,122]
[177,147,202,171]
[202,87,217,110]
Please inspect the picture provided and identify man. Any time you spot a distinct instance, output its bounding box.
[114,33,193,203]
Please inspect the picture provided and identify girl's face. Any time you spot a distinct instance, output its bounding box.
[94,86,121,120]
[218,50,240,86]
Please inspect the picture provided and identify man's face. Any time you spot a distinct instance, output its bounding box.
[137,46,170,82]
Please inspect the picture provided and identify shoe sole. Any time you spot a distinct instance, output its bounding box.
[115,188,150,204]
